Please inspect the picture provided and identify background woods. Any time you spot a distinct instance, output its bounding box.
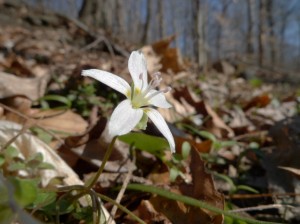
[28,0,300,74]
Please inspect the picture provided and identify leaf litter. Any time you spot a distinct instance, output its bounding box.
[0,1,299,223]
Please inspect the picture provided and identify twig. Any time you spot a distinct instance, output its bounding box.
[229,204,292,213]
[0,102,64,145]
[0,122,31,151]
[109,147,136,223]
[233,130,268,141]
[228,192,300,199]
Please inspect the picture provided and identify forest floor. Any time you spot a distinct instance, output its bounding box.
[0,1,300,224]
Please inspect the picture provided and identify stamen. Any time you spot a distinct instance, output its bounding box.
[162,86,172,93]
[142,72,162,97]
[151,72,161,80]
[145,86,171,100]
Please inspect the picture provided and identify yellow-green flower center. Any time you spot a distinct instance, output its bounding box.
[131,88,149,109]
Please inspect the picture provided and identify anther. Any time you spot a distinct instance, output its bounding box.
[162,86,172,93]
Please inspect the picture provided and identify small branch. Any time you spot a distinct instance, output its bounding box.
[0,102,64,145]
[109,147,136,222]
[229,204,292,213]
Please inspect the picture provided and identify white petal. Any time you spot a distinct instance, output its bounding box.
[82,69,130,96]
[108,99,143,137]
[128,51,148,90]
[147,90,172,108]
[146,108,175,153]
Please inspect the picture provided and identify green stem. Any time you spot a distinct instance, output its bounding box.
[86,136,118,190]
[97,193,146,224]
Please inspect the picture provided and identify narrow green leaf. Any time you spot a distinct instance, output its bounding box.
[236,185,259,194]
[39,94,72,109]
[183,124,217,142]
[126,184,281,224]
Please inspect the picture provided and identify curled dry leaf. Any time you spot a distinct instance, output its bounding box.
[0,71,49,101]
[142,35,185,74]
[0,120,82,186]
[31,109,88,135]
[0,120,115,223]
[278,166,300,179]
[132,199,171,224]
[243,93,271,111]
[204,102,234,138]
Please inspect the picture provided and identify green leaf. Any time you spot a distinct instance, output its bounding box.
[0,204,14,224]
[30,127,53,144]
[31,190,56,208]
[181,141,191,160]
[220,140,237,148]
[236,185,259,194]
[249,77,263,88]
[0,155,5,167]
[7,162,27,172]
[73,206,93,223]
[172,154,183,163]
[198,130,217,142]
[183,125,217,142]
[39,94,72,109]
[26,153,44,169]
[43,198,75,215]
[9,177,38,207]
[212,172,236,191]
[118,133,169,155]
[37,162,55,170]
[169,167,180,182]
[4,146,19,159]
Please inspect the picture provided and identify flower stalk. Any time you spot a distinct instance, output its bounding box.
[85,136,118,190]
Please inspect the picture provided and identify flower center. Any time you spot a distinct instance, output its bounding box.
[131,72,171,109]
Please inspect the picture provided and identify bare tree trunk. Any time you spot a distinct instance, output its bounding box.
[169,1,181,51]
[191,0,199,62]
[141,0,151,43]
[157,0,164,39]
[114,0,124,35]
[258,0,265,66]
[246,0,254,55]
[216,0,230,59]
[79,0,104,29]
[191,0,208,68]
[265,0,275,64]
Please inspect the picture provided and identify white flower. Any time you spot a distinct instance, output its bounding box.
[82,51,175,153]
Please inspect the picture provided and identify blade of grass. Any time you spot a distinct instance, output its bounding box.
[126,184,283,224]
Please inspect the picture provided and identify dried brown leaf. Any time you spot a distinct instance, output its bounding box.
[243,93,271,111]
[0,71,49,100]
[31,109,88,135]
